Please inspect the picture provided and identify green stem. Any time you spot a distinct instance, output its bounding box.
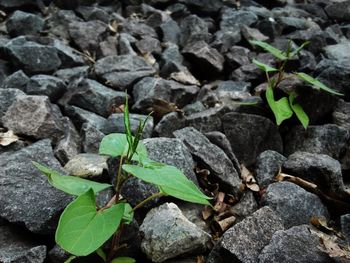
[132,192,164,212]
[115,156,125,195]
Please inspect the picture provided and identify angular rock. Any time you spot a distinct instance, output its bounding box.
[325,0,350,22]
[0,225,46,263]
[179,15,210,47]
[54,66,89,82]
[2,95,65,143]
[256,150,287,189]
[64,105,107,131]
[52,39,85,68]
[182,41,225,76]
[118,33,137,56]
[261,182,329,228]
[207,207,284,263]
[81,122,105,154]
[259,225,331,263]
[95,55,156,89]
[75,6,110,23]
[6,10,44,37]
[220,9,258,32]
[178,0,223,14]
[0,88,25,126]
[174,127,241,196]
[140,203,211,262]
[284,124,349,162]
[98,36,118,57]
[135,37,162,55]
[25,75,67,102]
[64,153,108,179]
[46,10,82,40]
[324,42,350,63]
[154,112,186,138]
[68,20,107,53]
[102,113,154,138]
[222,112,283,166]
[4,38,61,74]
[230,191,258,219]
[121,19,157,39]
[341,214,350,245]
[283,152,345,196]
[132,77,199,111]
[212,30,242,53]
[333,100,350,130]
[0,70,29,90]
[0,140,71,234]
[0,0,39,9]
[60,78,125,117]
[143,138,198,185]
[48,245,70,263]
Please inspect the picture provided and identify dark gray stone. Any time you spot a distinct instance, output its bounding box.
[220,9,258,32]
[256,150,286,189]
[259,225,331,263]
[230,191,258,219]
[212,30,242,53]
[25,75,67,102]
[241,25,269,42]
[135,37,162,55]
[94,55,156,89]
[143,138,198,185]
[0,70,29,90]
[6,10,44,37]
[121,19,157,39]
[284,124,349,162]
[53,0,94,9]
[154,112,186,138]
[277,16,313,34]
[261,181,329,228]
[118,33,137,56]
[182,41,225,75]
[179,15,210,47]
[52,39,85,68]
[324,42,350,64]
[98,36,118,58]
[48,245,70,263]
[325,0,350,22]
[59,78,125,117]
[132,77,199,111]
[207,207,284,263]
[333,100,350,131]
[283,152,345,196]
[222,112,283,166]
[0,225,46,263]
[75,6,110,23]
[64,105,107,131]
[341,214,350,245]
[0,0,38,9]
[0,140,71,234]
[0,88,25,126]
[2,95,65,143]
[4,39,61,74]
[174,127,241,196]
[46,10,82,40]
[178,0,223,14]
[54,66,89,82]
[81,123,105,154]
[68,20,107,53]
[140,203,211,262]
[225,46,252,69]
[159,17,181,45]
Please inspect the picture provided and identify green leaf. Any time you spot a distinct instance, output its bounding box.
[252,59,278,72]
[250,40,288,60]
[122,203,134,224]
[96,248,106,262]
[290,41,310,58]
[64,255,77,263]
[33,162,111,196]
[289,93,309,129]
[123,93,133,156]
[111,257,136,263]
[56,189,125,256]
[265,86,293,126]
[122,163,211,205]
[99,133,148,161]
[296,72,343,96]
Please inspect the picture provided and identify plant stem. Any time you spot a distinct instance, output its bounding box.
[115,156,124,195]
[132,192,164,212]
[107,223,125,263]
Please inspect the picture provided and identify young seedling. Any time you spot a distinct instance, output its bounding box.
[250,40,343,129]
[33,95,211,263]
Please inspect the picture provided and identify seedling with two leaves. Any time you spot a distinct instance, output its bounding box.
[33,96,211,263]
[250,40,343,129]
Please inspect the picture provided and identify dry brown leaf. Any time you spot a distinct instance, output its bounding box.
[216,215,236,232]
[143,52,156,65]
[276,172,318,189]
[317,233,350,259]
[148,99,183,119]
[197,256,205,263]
[241,164,260,192]
[0,130,19,146]
[311,216,336,234]
[108,20,119,33]
[213,192,227,213]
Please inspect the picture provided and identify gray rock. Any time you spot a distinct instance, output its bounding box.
[59,78,125,117]
[48,245,70,263]
[68,20,107,53]
[0,0,39,9]
[177,201,210,233]
[0,70,29,90]
[102,113,154,138]
[256,150,286,189]
[154,112,186,138]
[341,214,350,245]
[54,118,81,165]
[81,122,105,154]
[178,0,223,14]
[143,138,198,185]
[54,66,89,82]
[284,124,349,162]
[6,10,44,37]
[222,112,283,166]
[212,30,242,53]
[98,36,118,57]
[25,75,67,102]
[207,206,284,263]
[159,17,181,45]
[75,6,110,23]
[324,42,350,63]
[94,55,156,89]
[277,16,313,34]
[46,10,82,40]
[52,39,85,68]
[121,19,157,39]
[2,95,65,143]
[325,0,350,22]
[135,37,162,55]
[283,152,345,196]
[261,182,329,228]
[174,127,241,196]
[259,225,331,263]
[132,77,199,111]
[241,25,269,42]
[140,203,211,262]
[0,140,71,234]
[333,100,350,130]
[4,38,61,74]
[179,15,210,47]
[230,191,258,219]
[64,105,107,131]
[64,153,108,179]
[220,9,258,32]
[53,0,94,9]
[182,41,225,74]
[118,33,137,56]
[0,88,25,126]
[0,225,46,263]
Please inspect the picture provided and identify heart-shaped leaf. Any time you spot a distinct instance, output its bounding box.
[252,59,278,72]
[122,162,211,205]
[33,162,111,196]
[56,189,125,256]
[296,72,343,96]
[289,93,309,129]
[99,133,148,161]
[266,86,293,126]
[250,40,288,60]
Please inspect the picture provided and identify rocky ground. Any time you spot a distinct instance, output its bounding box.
[0,0,350,262]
